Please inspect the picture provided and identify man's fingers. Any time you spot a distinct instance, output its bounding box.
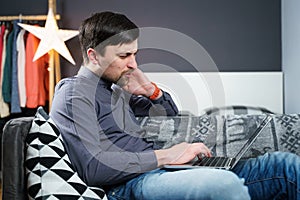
[192,143,212,158]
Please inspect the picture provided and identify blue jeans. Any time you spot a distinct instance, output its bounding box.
[107,152,299,200]
[232,152,300,200]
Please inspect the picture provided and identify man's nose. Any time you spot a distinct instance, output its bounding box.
[127,55,138,69]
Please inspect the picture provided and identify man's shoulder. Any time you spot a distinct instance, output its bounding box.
[55,76,77,91]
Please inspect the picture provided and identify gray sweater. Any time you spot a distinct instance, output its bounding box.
[50,66,178,187]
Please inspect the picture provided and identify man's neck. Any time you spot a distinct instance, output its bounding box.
[85,63,103,77]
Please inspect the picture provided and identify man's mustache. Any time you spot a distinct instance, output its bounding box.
[122,69,135,76]
[116,69,135,86]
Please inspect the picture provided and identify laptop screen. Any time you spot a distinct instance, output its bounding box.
[233,115,273,162]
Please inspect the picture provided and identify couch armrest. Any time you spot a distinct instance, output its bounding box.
[2,117,33,200]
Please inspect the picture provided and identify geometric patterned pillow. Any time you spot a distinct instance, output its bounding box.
[25,107,107,200]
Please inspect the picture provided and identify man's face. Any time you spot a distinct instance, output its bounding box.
[98,39,138,84]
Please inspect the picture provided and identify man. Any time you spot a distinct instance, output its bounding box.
[50,11,299,200]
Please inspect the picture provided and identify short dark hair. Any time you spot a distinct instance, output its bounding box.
[79,11,139,63]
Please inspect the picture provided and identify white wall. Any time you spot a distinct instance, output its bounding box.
[282,0,300,113]
[146,72,283,115]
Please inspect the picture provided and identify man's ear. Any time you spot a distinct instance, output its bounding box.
[87,48,99,65]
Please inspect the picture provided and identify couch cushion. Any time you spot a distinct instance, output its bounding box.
[25,107,107,199]
[203,105,274,116]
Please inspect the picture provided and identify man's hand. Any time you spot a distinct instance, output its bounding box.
[121,69,162,99]
[154,142,212,167]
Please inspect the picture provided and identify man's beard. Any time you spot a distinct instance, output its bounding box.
[116,75,129,87]
[101,69,131,86]
[116,69,134,87]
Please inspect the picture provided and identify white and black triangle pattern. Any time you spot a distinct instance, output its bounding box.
[26,107,107,200]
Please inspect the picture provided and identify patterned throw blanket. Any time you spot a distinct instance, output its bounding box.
[138,114,300,158]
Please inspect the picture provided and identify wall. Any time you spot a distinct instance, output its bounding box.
[0,0,281,78]
[282,0,300,114]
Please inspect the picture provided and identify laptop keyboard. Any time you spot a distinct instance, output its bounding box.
[193,157,235,168]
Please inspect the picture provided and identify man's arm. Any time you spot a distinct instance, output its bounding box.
[121,70,213,164]
[129,91,179,116]
[123,68,179,116]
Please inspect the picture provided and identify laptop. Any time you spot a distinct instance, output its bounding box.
[162,114,272,170]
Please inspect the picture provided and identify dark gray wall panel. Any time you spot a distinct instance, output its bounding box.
[0,0,281,76]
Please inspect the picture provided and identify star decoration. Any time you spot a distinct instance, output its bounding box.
[18,8,79,65]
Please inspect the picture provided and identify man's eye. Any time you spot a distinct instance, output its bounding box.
[119,55,127,58]
[119,52,137,59]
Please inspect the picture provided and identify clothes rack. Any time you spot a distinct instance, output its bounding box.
[0,0,59,21]
[0,15,60,21]
[0,0,61,111]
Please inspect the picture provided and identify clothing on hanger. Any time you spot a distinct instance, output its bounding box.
[11,20,22,113]
[0,24,5,79]
[25,27,49,109]
[2,26,14,104]
[0,26,10,118]
[17,28,26,107]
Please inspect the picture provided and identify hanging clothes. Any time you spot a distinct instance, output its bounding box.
[17,29,26,107]
[25,28,49,109]
[0,25,10,118]
[0,24,5,78]
[2,25,13,104]
[11,20,22,113]
[0,21,52,116]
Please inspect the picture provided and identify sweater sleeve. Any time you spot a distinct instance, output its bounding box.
[129,91,179,117]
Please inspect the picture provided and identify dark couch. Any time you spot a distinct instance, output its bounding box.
[2,108,300,199]
[2,117,33,200]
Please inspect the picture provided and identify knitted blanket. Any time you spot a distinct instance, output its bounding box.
[138,113,300,158]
